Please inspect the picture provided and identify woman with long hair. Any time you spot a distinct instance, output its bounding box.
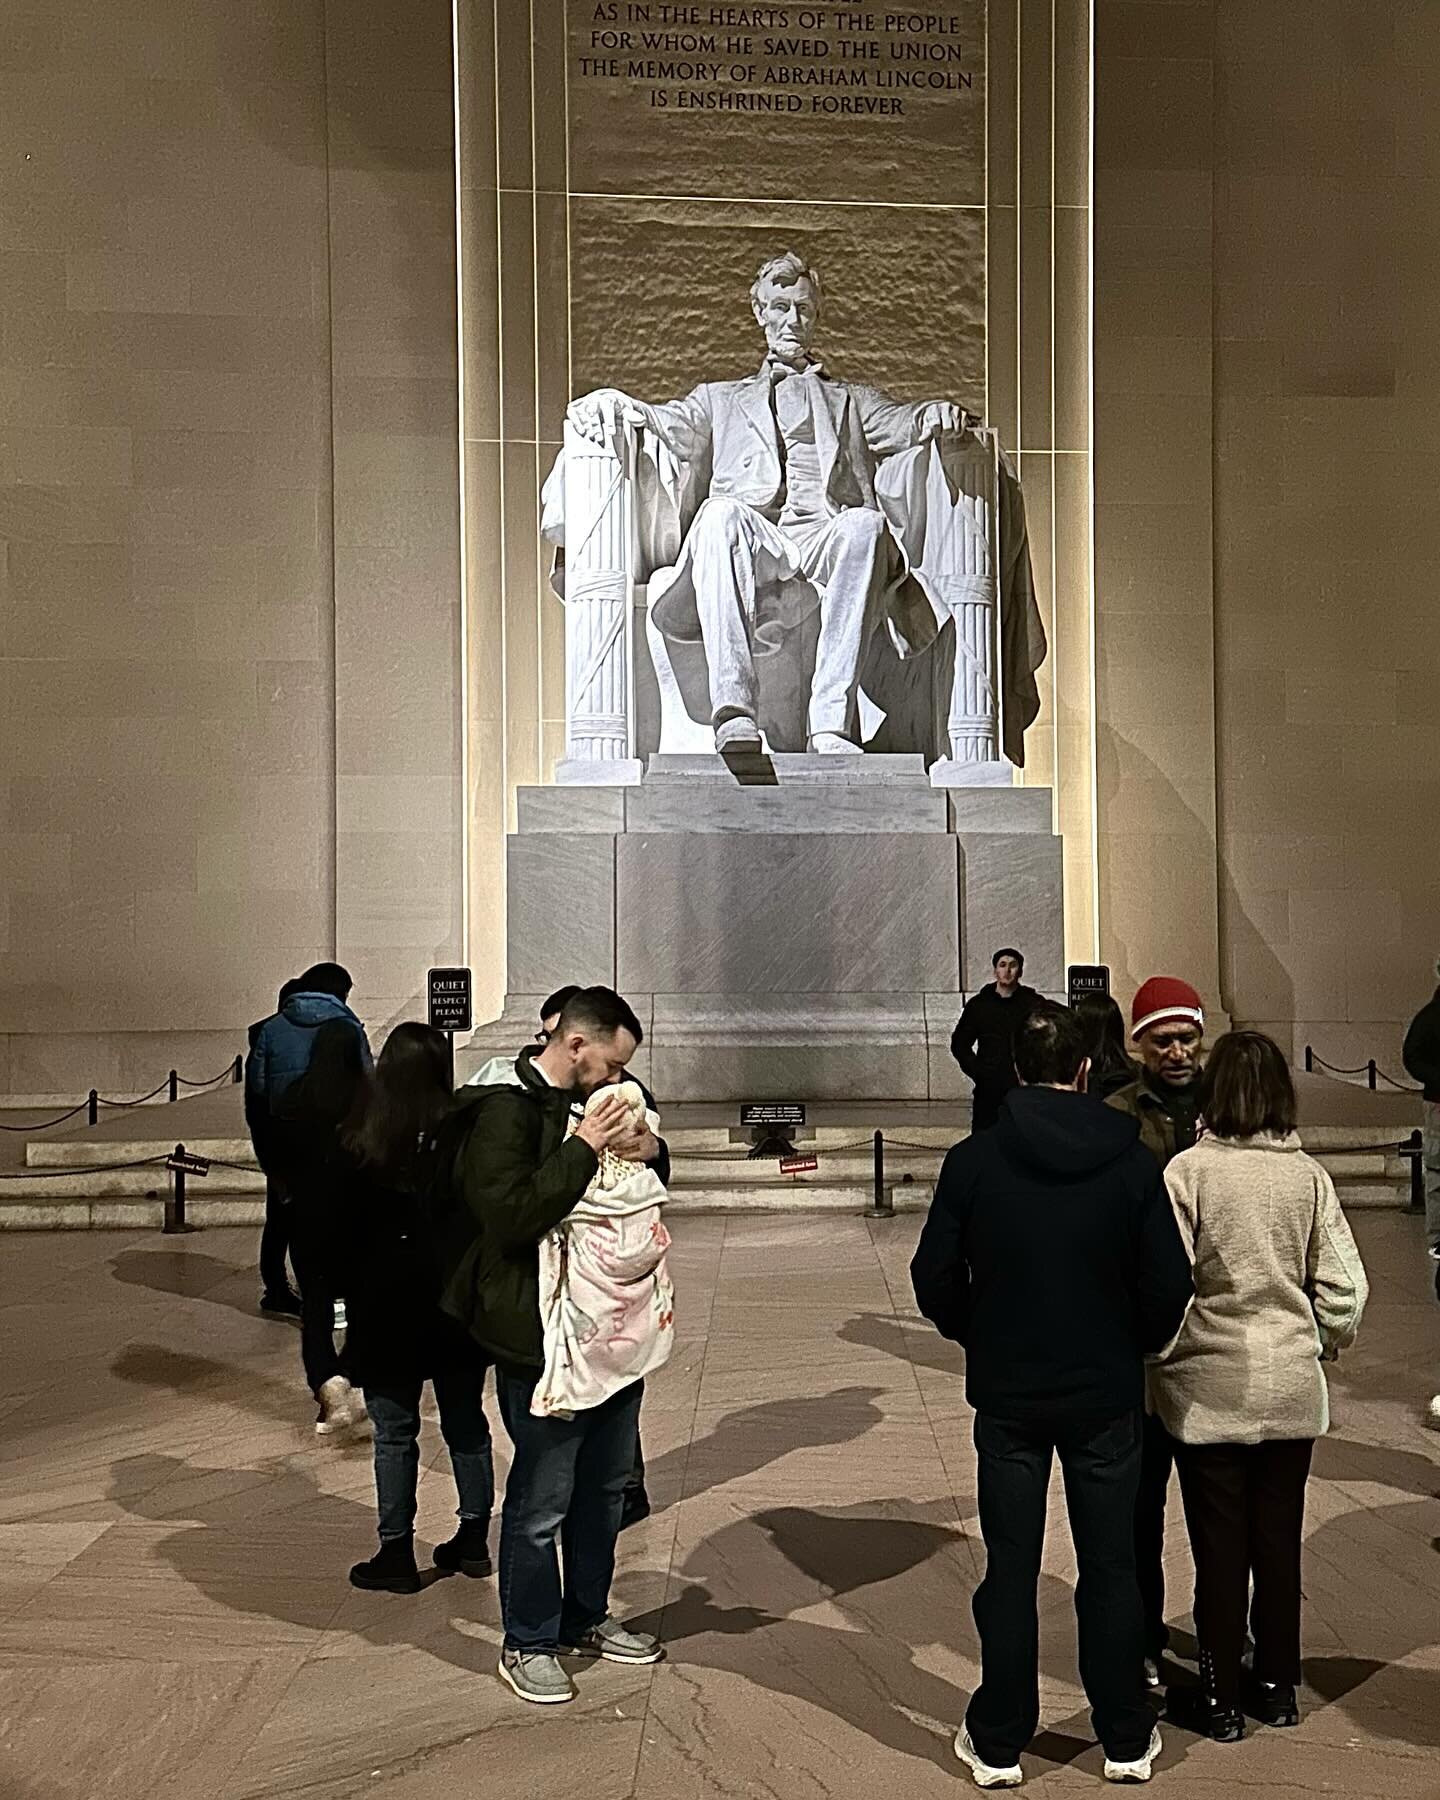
[338,1022,496,1594]
[275,1018,370,1435]
[1151,1031,1368,1740]
[1075,991,1136,1100]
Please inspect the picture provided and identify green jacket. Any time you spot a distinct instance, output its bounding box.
[436,1050,598,1369]
[1105,1076,1193,1170]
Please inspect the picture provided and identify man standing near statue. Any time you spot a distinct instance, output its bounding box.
[1107,975,1207,1689]
[566,251,971,754]
[950,948,1041,1132]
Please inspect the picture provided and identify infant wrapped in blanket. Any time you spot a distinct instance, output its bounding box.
[531,1080,675,1419]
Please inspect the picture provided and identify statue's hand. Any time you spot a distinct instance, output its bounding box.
[918,400,972,439]
[567,388,645,445]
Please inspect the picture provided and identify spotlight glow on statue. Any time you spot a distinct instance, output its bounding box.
[546,252,1045,772]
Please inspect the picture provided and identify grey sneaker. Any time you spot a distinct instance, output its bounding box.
[497,1648,576,1705]
[560,1615,664,1664]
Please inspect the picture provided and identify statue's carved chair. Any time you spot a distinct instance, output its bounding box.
[542,420,1035,774]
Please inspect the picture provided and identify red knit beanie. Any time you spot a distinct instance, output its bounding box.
[1130,976,1204,1042]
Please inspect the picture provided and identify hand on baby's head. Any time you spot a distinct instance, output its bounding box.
[583,1080,646,1123]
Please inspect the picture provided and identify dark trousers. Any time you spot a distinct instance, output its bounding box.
[970,1085,1007,1133]
[364,1364,495,1543]
[1135,1411,1176,1659]
[495,1365,643,1652]
[968,1408,1154,1766]
[1174,1438,1314,1701]
[258,1172,292,1295]
[626,1439,647,1504]
[288,1226,343,1396]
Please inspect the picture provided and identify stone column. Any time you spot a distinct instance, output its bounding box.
[930,432,1013,788]
[557,419,642,783]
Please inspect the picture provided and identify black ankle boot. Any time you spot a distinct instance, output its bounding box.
[433,1518,492,1577]
[349,1534,421,1593]
[1253,1680,1299,1727]
[1198,1650,1245,1742]
[620,1483,651,1531]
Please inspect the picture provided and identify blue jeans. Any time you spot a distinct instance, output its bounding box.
[364,1365,495,1543]
[495,1366,643,1652]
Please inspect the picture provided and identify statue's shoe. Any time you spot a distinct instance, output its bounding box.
[715,715,762,753]
[808,732,863,754]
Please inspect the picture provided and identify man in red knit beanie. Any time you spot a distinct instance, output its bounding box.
[1107,975,1207,1690]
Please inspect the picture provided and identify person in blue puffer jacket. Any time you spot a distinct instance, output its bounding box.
[246,963,373,1117]
[246,964,374,1433]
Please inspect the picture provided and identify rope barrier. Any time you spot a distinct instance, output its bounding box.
[1305,1046,1422,1096]
[0,1156,172,1183]
[0,1056,243,1133]
[0,1101,92,1134]
[96,1081,173,1110]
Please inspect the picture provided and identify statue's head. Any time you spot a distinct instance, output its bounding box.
[750,251,823,366]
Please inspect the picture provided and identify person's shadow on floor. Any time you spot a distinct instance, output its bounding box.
[835,1312,965,1377]
[643,1385,891,1513]
[111,1341,318,1433]
[1298,1492,1440,1749]
[107,1451,497,1673]
[109,1247,275,1320]
[619,1497,1128,1778]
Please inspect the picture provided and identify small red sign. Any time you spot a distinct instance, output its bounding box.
[779,1154,819,1175]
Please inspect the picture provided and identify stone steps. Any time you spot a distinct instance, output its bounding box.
[0,1119,1413,1226]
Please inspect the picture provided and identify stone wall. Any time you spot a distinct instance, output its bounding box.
[1094,0,1439,1069]
[0,0,461,1099]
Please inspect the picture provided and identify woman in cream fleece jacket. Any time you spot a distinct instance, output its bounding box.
[1151,1031,1368,1741]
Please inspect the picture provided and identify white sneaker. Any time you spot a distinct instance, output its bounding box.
[315,1375,363,1436]
[954,1728,1023,1788]
[1425,1394,1440,1430]
[1104,1727,1162,1784]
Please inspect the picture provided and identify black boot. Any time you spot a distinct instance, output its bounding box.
[1198,1650,1245,1742]
[1252,1679,1299,1728]
[620,1483,651,1531]
[433,1518,492,1577]
[259,1287,302,1318]
[349,1535,421,1593]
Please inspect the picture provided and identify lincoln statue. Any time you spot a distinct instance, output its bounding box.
[566,251,977,756]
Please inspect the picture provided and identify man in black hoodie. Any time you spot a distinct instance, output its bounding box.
[950,948,1041,1131]
[912,1004,1193,1788]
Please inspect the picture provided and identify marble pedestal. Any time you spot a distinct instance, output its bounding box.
[467,755,1064,1102]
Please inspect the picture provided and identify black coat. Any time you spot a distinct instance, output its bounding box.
[337,1148,485,1390]
[950,983,1042,1095]
[910,1084,1193,1421]
[1403,989,1440,1102]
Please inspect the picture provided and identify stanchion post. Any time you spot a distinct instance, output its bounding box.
[87,1089,98,1126]
[165,1144,186,1234]
[232,1054,243,1083]
[168,1069,179,1103]
[1405,1130,1424,1214]
[871,1130,893,1217]
[1304,1045,1314,1073]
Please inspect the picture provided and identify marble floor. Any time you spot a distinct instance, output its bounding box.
[0,1213,1437,1800]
